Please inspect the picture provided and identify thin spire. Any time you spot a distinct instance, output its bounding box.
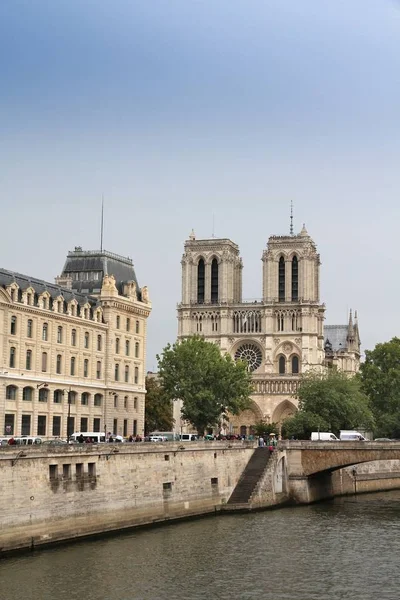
[290,201,294,235]
[100,196,104,252]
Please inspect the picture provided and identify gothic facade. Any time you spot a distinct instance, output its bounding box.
[177,227,360,435]
[0,247,151,439]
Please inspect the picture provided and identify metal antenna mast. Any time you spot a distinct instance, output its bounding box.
[100,196,104,251]
[290,201,294,235]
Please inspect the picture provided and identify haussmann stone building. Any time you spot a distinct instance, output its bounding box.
[0,247,151,439]
[177,225,360,436]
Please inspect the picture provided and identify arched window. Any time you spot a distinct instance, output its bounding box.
[39,388,48,402]
[197,259,205,303]
[135,320,140,334]
[94,393,102,407]
[278,355,286,374]
[135,342,139,358]
[23,386,34,401]
[26,349,32,370]
[81,392,89,406]
[292,355,299,374]
[9,347,16,368]
[70,356,76,376]
[292,256,298,301]
[6,385,17,400]
[10,316,17,335]
[54,389,63,403]
[279,256,285,302]
[125,365,129,383]
[56,354,62,374]
[211,258,219,303]
[126,340,130,356]
[71,329,77,346]
[42,352,47,372]
[42,323,48,341]
[97,335,102,351]
[27,319,33,338]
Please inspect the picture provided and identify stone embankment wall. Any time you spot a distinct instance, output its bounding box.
[0,441,255,554]
[333,460,400,496]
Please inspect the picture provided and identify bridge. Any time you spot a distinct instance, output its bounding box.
[280,440,400,504]
[226,440,400,509]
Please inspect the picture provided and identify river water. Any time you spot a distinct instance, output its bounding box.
[1,490,400,600]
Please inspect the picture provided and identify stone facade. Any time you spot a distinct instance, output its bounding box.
[177,227,360,433]
[0,248,151,439]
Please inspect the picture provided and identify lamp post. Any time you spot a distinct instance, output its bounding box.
[62,387,73,442]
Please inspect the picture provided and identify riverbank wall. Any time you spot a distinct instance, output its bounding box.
[0,441,255,554]
[2,442,400,555]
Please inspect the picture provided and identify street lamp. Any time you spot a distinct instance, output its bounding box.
[63,387,73,442]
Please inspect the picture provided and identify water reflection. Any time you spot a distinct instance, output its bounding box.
[2,491,400,600]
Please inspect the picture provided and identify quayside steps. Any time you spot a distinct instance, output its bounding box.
[225,447,272,508]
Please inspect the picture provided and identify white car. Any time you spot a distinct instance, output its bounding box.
[149,435,166,442]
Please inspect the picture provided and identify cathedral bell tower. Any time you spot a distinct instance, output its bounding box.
[178,231,243,339]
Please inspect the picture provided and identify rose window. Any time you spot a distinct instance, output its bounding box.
[234,343,262,372]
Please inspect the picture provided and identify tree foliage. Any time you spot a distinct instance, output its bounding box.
[359,337,400,438]
[144,376,174,434]
[282,370,374,439]
[157,335,253,435]
[253,420,279,437]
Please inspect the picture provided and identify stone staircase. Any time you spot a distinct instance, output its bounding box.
[224,447,272,509]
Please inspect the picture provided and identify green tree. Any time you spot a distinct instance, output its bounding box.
[144,376,174,434]
[359,337,400,438]
[157,335,253,435]
[253,420,279,437]
[282,370,374,439]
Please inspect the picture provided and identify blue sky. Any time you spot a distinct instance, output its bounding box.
[1,0,400,367]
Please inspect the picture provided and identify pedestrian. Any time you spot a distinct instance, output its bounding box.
[258,436,265,447]
[78,433,84,444]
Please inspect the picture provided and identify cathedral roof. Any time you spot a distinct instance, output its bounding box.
[324,325,348,352]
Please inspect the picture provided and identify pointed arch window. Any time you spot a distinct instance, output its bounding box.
[292,355,299,374]
[278,355,286,374]
[197,259,205,304]
[292,256,298,301]
[211,258,219,303]
[279,257,285,302]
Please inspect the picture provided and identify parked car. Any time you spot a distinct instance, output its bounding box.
[374,438,393,442]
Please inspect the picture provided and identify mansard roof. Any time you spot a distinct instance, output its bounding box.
[324,325,348,352]
[0,268,98,307]
[59,247,140,296]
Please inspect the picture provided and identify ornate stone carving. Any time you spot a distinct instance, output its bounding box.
[295,338,301,345]
[141,286,150,303]
[273,338,280,346]
[102,274,117,294]
[283,342,293,354]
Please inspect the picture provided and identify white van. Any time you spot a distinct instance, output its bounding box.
[69,432,106,443]
[180,433,198,442]
[340,430,366,441]
[311,432,339,441]
[14,436,42,445]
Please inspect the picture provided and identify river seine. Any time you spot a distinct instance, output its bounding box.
[1,490,400,600]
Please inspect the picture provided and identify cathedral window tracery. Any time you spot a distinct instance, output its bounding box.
[233,310,261,333]
[278,355,286,374]
[234,343,262,372]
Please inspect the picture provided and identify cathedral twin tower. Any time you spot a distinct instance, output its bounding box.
[177,225,360,434]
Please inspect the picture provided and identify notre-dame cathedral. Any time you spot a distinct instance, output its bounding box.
[177,225,360,435]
